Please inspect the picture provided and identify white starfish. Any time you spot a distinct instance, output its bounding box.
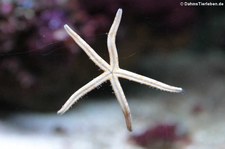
[58,8,182,131]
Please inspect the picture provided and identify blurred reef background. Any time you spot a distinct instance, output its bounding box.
[1,0,225,149]
[1,0,225,111]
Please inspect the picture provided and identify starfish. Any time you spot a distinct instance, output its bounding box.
[58,8,182,131]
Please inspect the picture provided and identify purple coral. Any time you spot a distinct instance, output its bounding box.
[130,123,190,148]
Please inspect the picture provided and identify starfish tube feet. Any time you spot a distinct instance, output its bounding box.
[64,24,110,72]
[107,8,122,69]
[110,75,132,131]
[116,69,182,93]
[57,72,110,114]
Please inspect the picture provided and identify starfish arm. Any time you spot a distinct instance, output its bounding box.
[116,69,183,93]
[57,72,110,114]
[110,74,132,131]
[107,9,122,69]
[64,24,110,71]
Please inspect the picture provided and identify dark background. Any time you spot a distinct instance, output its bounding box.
[0,0,225,112]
